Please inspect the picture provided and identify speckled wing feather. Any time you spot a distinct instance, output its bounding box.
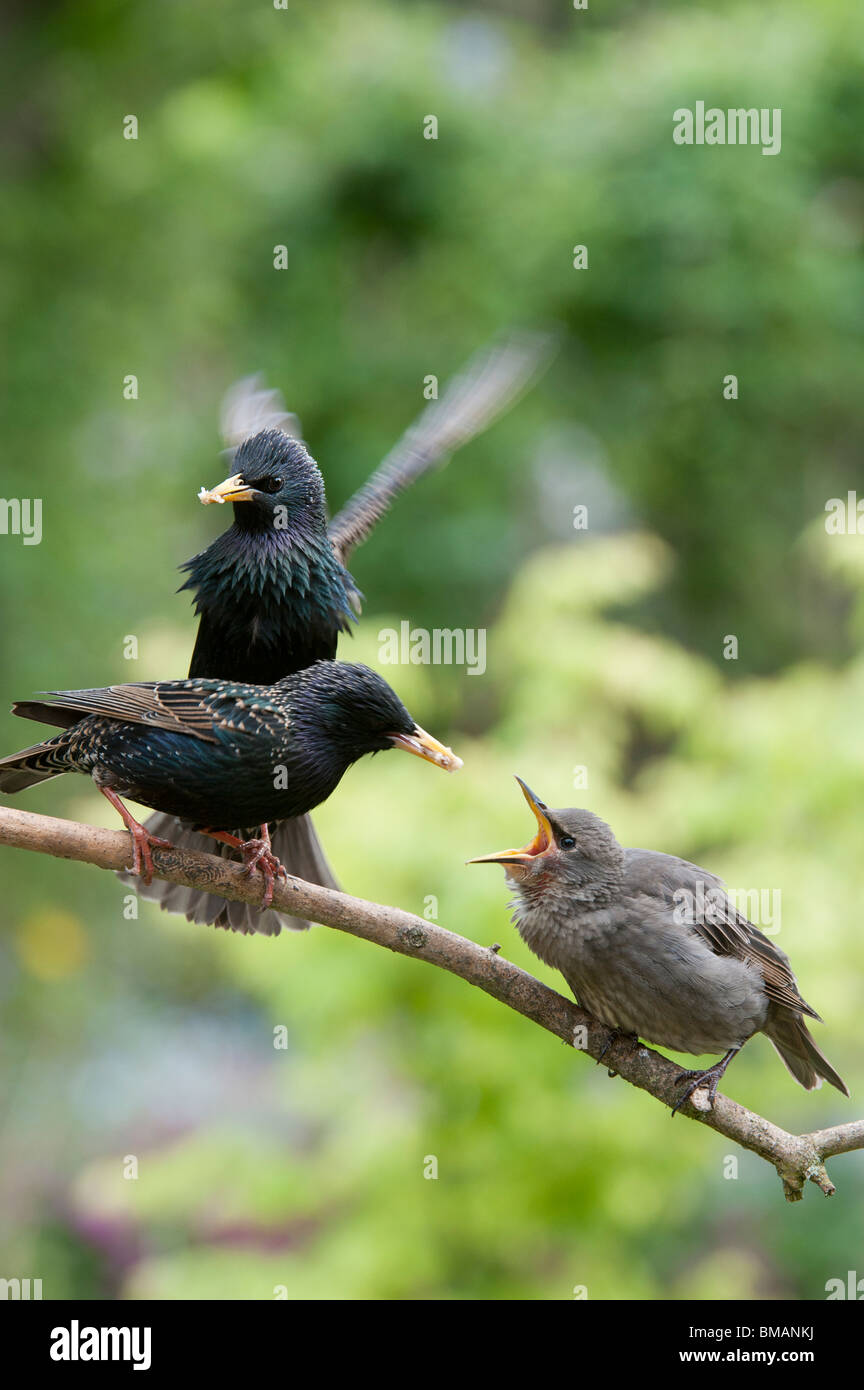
[327,330,558,565]
[9,683,252,743]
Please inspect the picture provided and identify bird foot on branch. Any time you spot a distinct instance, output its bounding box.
[671,1046,741,1117]
[671,1068,722,1115]
[125,825,174,885]
[97,785,174,885]
[597,1027,639,1076]
[237,837,288,910]
[200,825,288,909]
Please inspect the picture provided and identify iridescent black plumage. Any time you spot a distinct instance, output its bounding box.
[182,332,556,684]
[180,431,360,684]
[1,662,455,831]
[158,426,362,931]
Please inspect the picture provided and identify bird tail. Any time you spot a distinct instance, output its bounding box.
[764,1008,849,1096]
[0,738,70,793]
[116,812,338,935]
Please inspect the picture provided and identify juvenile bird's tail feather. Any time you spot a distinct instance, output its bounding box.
[764,1008,849,1096]
[116,812,337,935]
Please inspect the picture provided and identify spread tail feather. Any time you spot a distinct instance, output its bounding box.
[116,812,338,935]
[765,1008,849,1096]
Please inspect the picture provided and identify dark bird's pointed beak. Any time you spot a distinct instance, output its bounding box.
[389,726,463,772]
[467,776,554,866]
[198,473,258,505]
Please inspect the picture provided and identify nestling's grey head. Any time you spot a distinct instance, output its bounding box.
[468,777,625,903]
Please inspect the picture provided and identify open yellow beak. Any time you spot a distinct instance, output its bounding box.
[389,725,463,773]
[198,473,259,505]
[467,776,554,865]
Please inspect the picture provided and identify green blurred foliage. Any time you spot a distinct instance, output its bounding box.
[3,0,864,684]
[1,0,863,1301]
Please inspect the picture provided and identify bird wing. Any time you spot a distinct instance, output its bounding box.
[719,922,823,1021]
[220,375,303,457]
[327,329,558,565]
[626,849,751,953]
[684,877,822,1022]
[13,684,228,743]
[626,847,821,1021]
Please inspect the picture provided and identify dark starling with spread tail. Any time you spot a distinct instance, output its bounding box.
[469,779,848,1111]
[1,662,461,908]
[124,333,553,935]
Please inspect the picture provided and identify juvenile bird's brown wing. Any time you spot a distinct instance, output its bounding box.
[626,847,821,1021]
[688,892,822,1021]
[327,330,558,566]
[626,849,752,955]
[725,923,822,1021]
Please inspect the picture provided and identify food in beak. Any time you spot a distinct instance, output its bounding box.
[198,473,258,505]
[467,776,554,866]
[389,726,463,772]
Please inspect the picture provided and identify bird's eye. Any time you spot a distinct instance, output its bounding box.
[256,476,283,495]
[559,835,576,850]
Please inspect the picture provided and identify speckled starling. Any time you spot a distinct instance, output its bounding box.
[1,662,461,911]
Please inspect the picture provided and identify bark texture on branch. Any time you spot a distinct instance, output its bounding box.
[0,804,860,1202]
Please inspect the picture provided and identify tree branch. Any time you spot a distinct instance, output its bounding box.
[0,804,860,1202]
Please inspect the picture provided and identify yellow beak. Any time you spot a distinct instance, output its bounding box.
[389,726,463,773]
[467,776,554,865]
[198,473,259,505]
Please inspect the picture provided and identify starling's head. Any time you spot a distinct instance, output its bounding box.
[198,429,327,531]
[287,662,463,772]
[468,777,623,893]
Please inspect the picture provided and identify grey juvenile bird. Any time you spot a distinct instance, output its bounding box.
[469,779,848,1111]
